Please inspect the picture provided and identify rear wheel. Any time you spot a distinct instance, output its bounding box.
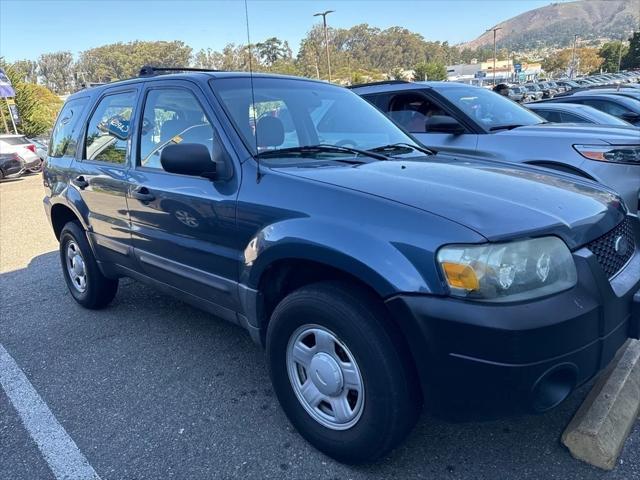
[59,221,118,309]
[266,281,421,464]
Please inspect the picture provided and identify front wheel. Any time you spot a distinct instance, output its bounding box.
[266,281,421,464]
[59,221,118,309]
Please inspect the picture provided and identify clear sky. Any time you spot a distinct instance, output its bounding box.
[0,0,574,62]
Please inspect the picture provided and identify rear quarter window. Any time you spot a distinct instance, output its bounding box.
[49,97,90,158]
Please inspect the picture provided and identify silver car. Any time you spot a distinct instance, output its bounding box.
[353,81,640,213]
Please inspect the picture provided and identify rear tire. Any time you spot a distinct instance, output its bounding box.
[266,281,421,464]
[59,221,118,309]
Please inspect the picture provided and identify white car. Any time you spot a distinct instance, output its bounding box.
[0,134,42,173]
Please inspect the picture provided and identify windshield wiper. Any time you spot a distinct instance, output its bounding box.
[370,142,436,156]
[255,144,390,161]
[489,124,526,131]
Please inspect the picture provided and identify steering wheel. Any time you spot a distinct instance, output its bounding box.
[335,139,357,148]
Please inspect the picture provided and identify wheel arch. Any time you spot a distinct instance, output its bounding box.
[50,201,87,239]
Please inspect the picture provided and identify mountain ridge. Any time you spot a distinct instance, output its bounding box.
[459,0,640,51]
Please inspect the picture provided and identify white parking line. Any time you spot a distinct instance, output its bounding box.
[0,343,100,480]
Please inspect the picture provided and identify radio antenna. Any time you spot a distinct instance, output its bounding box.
[244,0,262,182]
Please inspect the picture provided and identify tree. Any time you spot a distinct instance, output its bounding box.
[192,48,224,69]
[413,61,447,81]
[621,31,640,70]
[542,47,603,76]
[76,41,192,83]
[38,51,74,94]
[599,41,628,72]
[0,61,62,136]
[11,60,38,83]
[255,37,292,67]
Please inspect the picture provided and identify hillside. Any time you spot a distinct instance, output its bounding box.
[459,0,640,51]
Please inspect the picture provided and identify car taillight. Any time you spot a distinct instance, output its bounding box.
[26,144,36,153]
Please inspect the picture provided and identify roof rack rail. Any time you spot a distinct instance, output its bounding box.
[346,80,410,89]
[138,65,221,77]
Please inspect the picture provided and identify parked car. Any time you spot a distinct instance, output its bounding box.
[0,152,25,180]
[536,93,640,126]
[522,83,544,101]
[565,88,640,102]
[0,134,42,173]
[526,102,635,127]
[554,79,581,91]
[545,80,565,94]
[506,85,526,102]
[352,81,640,212]
[43,68,640,464]
[28,137,49,162]
[537,81,559,98]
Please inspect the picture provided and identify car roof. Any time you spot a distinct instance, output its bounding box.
[65,71,330,102]
[527,103,592,112]
[349,81,470,95]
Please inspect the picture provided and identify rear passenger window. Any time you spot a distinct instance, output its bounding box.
[139,89,215,170]
[537,110,562,123]
[85,91,136,164]
[50,98,89,158]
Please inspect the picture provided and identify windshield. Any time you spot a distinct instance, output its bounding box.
[437,85,544,130]
[212,77,422,162]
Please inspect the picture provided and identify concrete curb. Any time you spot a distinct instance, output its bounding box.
[562,339,640,470]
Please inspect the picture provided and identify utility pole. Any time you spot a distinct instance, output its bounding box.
[486,27,502,85]
[617,35,626,72]
[570,34,578,78]
[314,10,334,82]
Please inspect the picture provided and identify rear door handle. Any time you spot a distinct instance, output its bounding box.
[72,175,89,189]
[131,186,155,202]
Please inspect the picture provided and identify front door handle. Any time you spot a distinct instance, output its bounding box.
[131,186,155,202]
[72,175,89,189]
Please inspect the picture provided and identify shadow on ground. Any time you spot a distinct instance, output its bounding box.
[1,252,636,480]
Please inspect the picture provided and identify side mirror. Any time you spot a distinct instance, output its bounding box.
[160,143,219,180]
[425,115,465,134]
[620,112,640,123]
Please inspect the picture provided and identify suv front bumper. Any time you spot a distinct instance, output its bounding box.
[386,220,640,417]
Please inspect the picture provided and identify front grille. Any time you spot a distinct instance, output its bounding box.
[587,218,635,278]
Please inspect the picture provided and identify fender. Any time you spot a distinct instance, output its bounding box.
[240,217,437,298]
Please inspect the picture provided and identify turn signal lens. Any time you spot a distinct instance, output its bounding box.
[441,262,479,291]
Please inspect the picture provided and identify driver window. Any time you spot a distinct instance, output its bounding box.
[386,93,450,133]
[139,88,215,169]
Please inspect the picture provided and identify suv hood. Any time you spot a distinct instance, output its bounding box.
[279,157,626,249]
[501,123,640,143]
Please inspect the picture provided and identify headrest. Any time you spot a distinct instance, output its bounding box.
[256,116,284,148]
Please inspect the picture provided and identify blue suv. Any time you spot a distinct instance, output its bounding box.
[43,68,640,463]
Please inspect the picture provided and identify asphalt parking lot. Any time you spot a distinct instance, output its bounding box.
[1,174,638,480]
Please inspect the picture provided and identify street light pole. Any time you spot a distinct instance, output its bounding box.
[570,34,578,79]
[617,35,626,72]
[486,27,502,85]
[314,10,334,82]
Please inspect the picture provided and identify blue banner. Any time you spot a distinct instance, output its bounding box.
[0,69,16,98]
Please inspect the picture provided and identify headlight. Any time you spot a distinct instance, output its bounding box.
[437,237,577,302]
[574,145,640,164]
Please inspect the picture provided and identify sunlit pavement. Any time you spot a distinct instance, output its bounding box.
[1,174,638,480]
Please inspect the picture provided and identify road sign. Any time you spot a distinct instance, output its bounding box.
[474,71,486,79]
[514,63,522,73]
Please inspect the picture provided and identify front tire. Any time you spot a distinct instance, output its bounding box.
[266,281,421,464]
[59,221,118,309]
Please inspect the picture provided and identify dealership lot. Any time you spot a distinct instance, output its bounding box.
[1,174,639,479]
